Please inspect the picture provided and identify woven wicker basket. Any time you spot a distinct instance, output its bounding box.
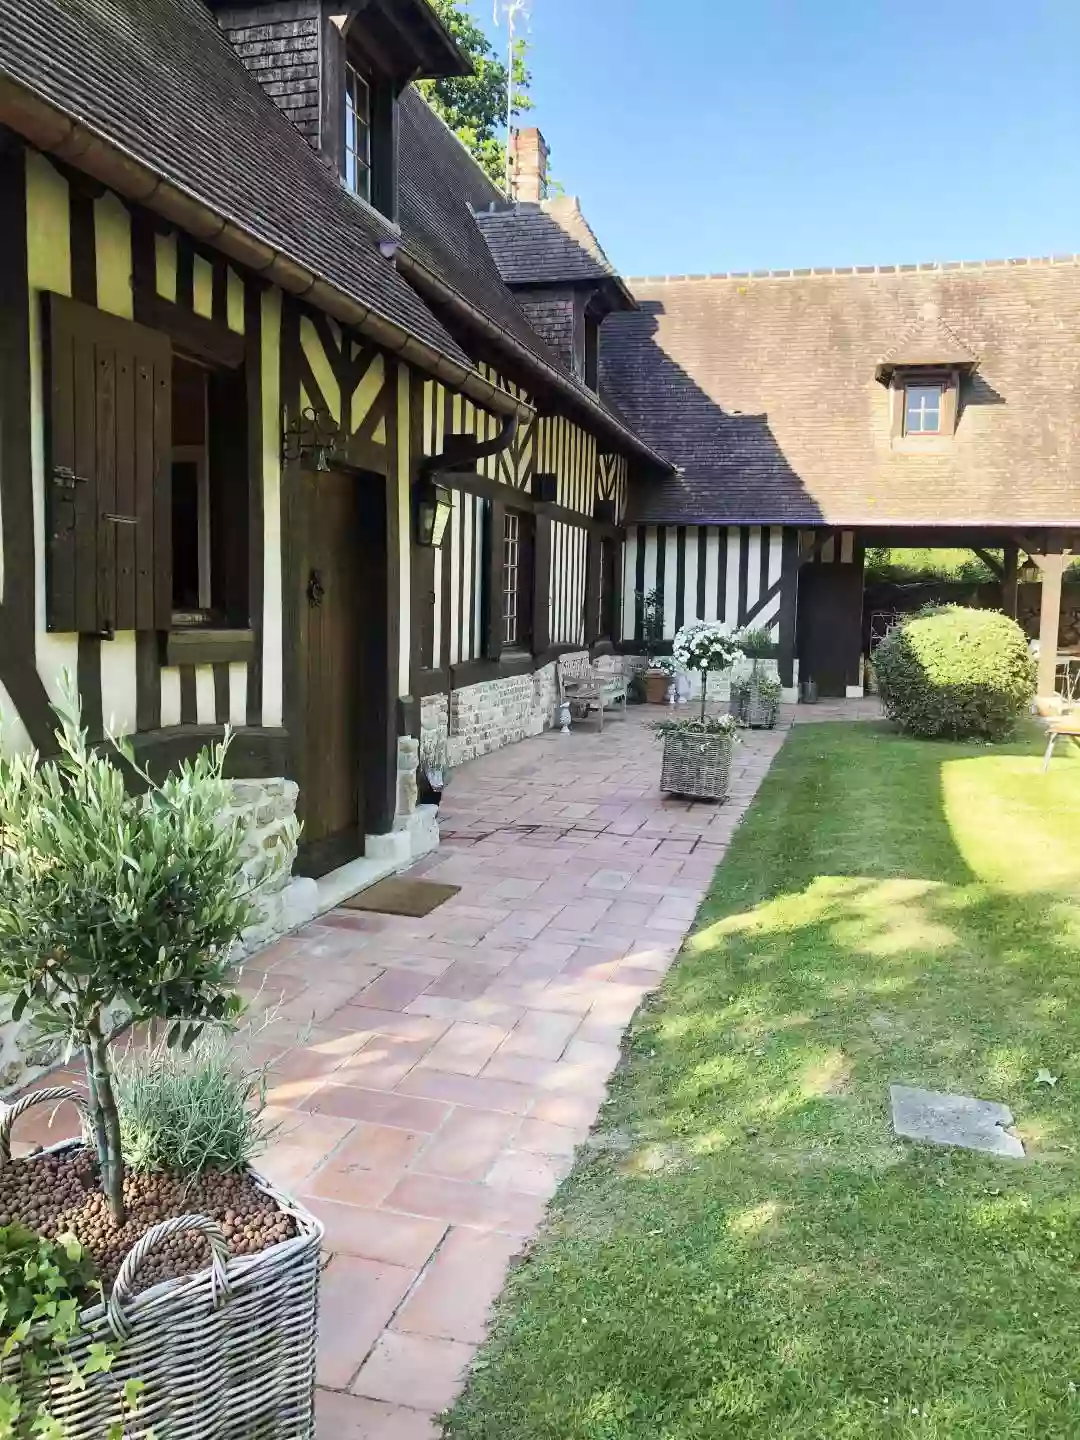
[0,1086,323,1440]
[660,730,734,799]
[729,676,780,729]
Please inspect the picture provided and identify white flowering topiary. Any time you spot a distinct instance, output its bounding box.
[671,621,743,721]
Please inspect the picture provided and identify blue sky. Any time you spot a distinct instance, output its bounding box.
[478,0,1080,277]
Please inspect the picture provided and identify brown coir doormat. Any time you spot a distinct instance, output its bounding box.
[341,877,461,917]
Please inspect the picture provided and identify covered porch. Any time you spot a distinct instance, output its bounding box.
[799,525,1078,704]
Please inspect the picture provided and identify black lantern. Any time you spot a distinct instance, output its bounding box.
[415,477,453,548]
[282,405,342,472]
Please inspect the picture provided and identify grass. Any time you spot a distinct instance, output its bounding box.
[448,721,1080,1440]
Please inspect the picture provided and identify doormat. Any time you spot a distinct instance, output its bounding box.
[341,877,461,918]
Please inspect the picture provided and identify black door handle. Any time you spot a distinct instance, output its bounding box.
[307,569,325,608]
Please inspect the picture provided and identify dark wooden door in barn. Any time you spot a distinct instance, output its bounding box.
[300,468,364,873]
[797,561,865,698]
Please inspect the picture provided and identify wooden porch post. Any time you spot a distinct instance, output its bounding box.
[1036,543,1065,703]
[1001,542,1018,619]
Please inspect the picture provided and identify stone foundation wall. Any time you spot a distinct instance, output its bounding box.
[0,776,301,1097]
[421,661,563,767]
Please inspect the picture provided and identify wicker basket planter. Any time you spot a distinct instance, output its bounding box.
[0,1086,323,1440]
[660,730,734,800]
[729,675,780,729]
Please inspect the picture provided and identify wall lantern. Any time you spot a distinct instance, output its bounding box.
[415,477,453,548]
[282,406,342,472]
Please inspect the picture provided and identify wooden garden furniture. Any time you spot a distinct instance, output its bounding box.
[1042,713,1080,770]
[556,653,628,732]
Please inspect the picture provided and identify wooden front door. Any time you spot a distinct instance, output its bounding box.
[797,560,865,698]
[300,468,363,873]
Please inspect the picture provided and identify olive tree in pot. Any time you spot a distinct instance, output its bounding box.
[656,622,743,799]
[0,683,322,1440]
[729,625,782,729]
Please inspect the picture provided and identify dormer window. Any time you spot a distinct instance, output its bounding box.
[344,63,372,202]
[903,382,943,436]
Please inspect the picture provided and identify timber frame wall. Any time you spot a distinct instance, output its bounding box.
[621,522,801,685]
[0,138,641,822]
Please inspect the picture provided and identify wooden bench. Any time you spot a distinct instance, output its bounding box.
[556,653,628,732]
[1042,713,1080,770]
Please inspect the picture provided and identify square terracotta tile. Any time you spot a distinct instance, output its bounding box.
[382,1173,548,1235]
[300,1085,450,1132]
[308,1123,427,1207]
[421,1022,508,1077]
[353,969,434,1012]
[316,1391,441,1440]
[351,1332,478,1413]
[485,1149,573,1197]
[392,1227,522,1346]
[395,1067,535,1115]
[499,1009,580,1060]
[301,1198,446,1269]
[330,1036,436,1091]
[514,1117,584,1157]
[317,1255,417,1390]
[412,1108,521,1181]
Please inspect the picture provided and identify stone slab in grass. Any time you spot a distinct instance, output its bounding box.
[890,1084,1025,1158]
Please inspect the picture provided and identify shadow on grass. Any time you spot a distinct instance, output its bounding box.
[447,722,1080,1440]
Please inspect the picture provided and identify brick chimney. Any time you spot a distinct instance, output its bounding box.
[508,128,549,203]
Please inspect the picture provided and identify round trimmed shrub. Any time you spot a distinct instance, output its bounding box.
[874,605,1036,739]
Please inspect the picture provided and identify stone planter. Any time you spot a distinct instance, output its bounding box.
[729,675,780,729]
[644,669,671,704]
[660,730,734,800]
[0,1087,323,1440]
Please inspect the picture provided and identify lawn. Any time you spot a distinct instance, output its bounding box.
[448,721,1080,1440]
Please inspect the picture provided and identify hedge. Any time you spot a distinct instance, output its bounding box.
[874,605,1036,740]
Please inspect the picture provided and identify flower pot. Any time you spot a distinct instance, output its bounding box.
[644,670,671,704]
[660,730,734,800]
[730,676,780,729]
[0,1086,323,1440]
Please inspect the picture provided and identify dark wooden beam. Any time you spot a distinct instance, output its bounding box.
[1001,542,1019,619]
[972,547,1003,581]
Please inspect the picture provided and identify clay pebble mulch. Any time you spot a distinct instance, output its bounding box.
[0,1148,296,1294]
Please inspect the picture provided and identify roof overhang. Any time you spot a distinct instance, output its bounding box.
[343,0,473,83]
[0,73,528,422]
[875,354,980,384]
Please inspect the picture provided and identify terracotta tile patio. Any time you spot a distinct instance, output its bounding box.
[275,705,790,1435]
[16,702,806,1437]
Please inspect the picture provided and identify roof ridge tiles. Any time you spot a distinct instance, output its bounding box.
[626,254,1080,284]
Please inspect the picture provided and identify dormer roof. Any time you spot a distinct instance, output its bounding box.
[875,303,980,382]
[474,197,636,309]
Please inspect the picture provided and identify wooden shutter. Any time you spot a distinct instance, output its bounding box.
[484,495,505,659]
[44,292,171,634]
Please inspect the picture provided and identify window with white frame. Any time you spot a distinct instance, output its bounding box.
[903,382,943,435]
[344,63,371,201]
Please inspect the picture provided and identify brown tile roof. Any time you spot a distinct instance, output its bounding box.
[603,260,1080,527]
[397,91,669,468]
[0,0,474,372]
[473,197,624,288]
[875,304,979,380]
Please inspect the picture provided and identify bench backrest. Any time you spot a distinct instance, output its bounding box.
[557,652,594,684]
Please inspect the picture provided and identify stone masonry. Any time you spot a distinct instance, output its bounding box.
[422,663,561,768]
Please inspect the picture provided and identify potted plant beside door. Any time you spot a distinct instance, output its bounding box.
[0,683,320,1440]
[656,622,743,800]
[636,589,671,703]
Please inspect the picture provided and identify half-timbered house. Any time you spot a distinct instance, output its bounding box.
[0,0,670,981]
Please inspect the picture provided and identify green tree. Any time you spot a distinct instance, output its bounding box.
[417,0,534,187]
